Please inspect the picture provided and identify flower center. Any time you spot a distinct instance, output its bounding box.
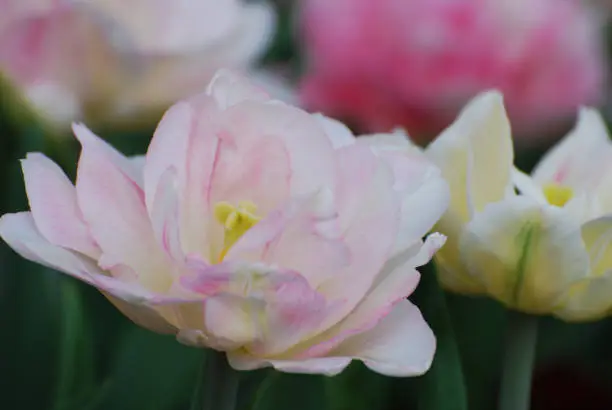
[214,200,261,262]
[542,183,573,207]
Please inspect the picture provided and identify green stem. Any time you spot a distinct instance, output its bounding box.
[498,310,539,410]
[192,350,240,410]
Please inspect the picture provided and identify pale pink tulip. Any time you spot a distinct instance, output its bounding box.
[0,0,288,129]
[0,71,449,376]
[299,0,607,144]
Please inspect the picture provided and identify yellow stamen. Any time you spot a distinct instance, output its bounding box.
[214,201,260,262]
[542,183,573,207]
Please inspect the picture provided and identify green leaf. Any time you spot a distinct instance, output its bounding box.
[92,326,202,410]
[324,363,392,410]
[412,266,468,410]
[252,372,329,410]
[445,295,505,410]
[53,279,97,410]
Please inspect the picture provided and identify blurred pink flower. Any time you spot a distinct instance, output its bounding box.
[0,71,449,376]
[299,0,607,144]
[0,0,291,130]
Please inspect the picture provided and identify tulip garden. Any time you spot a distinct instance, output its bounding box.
[2,1,612,410]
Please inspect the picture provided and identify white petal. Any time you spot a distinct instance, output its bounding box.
[333,300,435,377]
[426,90,514,219]
[459,196,590,313]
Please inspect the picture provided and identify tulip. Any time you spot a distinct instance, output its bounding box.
[298,0,607,144]
[0,70,449,376]
[0,0,288,130]
[412,89,612,321]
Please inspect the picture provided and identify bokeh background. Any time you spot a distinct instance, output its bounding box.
[2,0,612,409]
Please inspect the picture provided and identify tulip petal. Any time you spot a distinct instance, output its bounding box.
[143,99,193,212]
[218,100,335,200]
[459,196,590,313]
[74,124,171,292]
[512,168,546,203]
[228,300,435,377]
[183,260,340,356]
[0,212,178,334]
[333,300,435,377]
[205,2,276,71]
[314,113,356,148]
[425,91,513,295]
[554,216,612,321]
[295,234,444,359]
[314,144,399,331]
[532,108,612,187]
[21,153,99,257]
[150,167,183,262]
[206,69,272,109]
[226,190,351,289]
[227,352,352,376]
[427,91,513,219]
[357,133,449,252]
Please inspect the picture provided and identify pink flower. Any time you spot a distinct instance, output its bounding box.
[0,0,284,129]
[299,0,607,144]
[0,71,449,376]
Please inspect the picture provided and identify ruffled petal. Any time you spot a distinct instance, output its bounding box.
[293,234,444,359]
[21,152,99,257]
[313,113,356,148]
[227,351,352,376]
[74,124,171,292]
[332,300,435,377]
[182,261,339,356]
[314,143,399,330]
[226,190,351,288]
[0,212,181,334]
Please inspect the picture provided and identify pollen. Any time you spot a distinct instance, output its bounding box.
[542,183,573,207]
[214,201,261,262]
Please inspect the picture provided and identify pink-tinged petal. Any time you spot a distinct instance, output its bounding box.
[21,152,99,257]
[104,293,176,334]
[204,125,292,218]
[73,124,143,185]
[203,293,265,350]
[249,68,298,106]
[333,300,435,377]
[74,124,171,292]
[206,69,272,110]
[358,131,449,250]
[0,7,120,127]
[0,212,178,334]
[143,99,193,212]
[226,190,351,288]
[227,351,352,376]
[208,2,276,68]
[218,100,335,199]
[371,144,449,253]
[315,143,399,331]
[295,234,445,359]
[129,155,146,171]
[313,113,356,148]
[150,167,183,262]
[183,260,341,356]
[177,96,222,256]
